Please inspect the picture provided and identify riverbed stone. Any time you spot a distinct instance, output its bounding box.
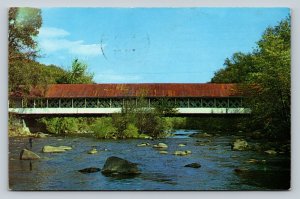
[20,149,40,160]
[232,139,249,151]
[178,144,186,147]
[245,159,259,164]
[88,148,98,154]
[189,132,213,138]
[174,150,191,156]
[101,156,141,176]
[79,167,101,173]
[35,132,48,138]
[159,151,168,154]
[42,145,72,153]
[137,143,150,147]
[184,163,201,168]
[153,143,168,148]
[264,149,277,155]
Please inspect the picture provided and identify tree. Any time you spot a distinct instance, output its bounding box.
[246,17,291,137]
[9,7,42,61]
[59,59,94,84]
[8,8,43,93]
[210,17,291,139]
[211,52,257,83]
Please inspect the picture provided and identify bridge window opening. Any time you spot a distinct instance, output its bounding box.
[73,99,86,108]
[189,98,202,108]
[25,99,35,108]
[202,98,215,108]
[48,99,59,108]
[86,98,98,108]
[216,98,229,108]
[34,99,47,108]
[98,99,111,108]
[229,98,242,108]
[60,99,72,108]
[175,98,189,108]
[111,99,123,108]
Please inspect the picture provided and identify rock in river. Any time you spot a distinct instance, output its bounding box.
[35,132,48,138]
[153,143,168,148]
[189,132,213,138]
[159,151,168,154]
[88,148,98,154]
[174,150,192,156]
[184,163,201,168]
[137,143,150,147]
[20,149,40,160]
[264,150,277,155]
[79,167,101,174]
[101,156,140,176]
[178,144,186,147]
[42,145,72,153]
[232,139,249,151]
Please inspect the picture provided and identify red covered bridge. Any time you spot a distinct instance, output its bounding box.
[8,83,251,116]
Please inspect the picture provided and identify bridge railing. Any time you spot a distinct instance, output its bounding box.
[9,97,244,109]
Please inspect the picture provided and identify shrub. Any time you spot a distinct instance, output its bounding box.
[123,123,139,138]
[91,118,116,139]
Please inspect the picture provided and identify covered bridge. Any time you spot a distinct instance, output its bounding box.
[8,83,250,115]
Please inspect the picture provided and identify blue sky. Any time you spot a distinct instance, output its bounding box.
[37,8,290,83]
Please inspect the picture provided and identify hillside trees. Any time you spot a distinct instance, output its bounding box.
[211,17,291,139]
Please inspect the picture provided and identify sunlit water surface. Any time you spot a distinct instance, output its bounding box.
[9,130,290,190]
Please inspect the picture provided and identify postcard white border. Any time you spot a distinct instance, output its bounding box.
[1,0,299,199]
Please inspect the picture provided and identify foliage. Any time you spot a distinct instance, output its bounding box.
[59,59,94,84]
[211,17,291,139]
[90,118,117,139]
[9,60,68,93]
[38,117,78,134]
[9,7,42,61]
[9,7,43,93]
[123,123,139,138]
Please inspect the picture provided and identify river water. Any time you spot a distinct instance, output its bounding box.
[9,130,290,191]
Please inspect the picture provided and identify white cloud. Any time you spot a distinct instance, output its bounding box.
[39,27,70,38]
[38,27,102,57]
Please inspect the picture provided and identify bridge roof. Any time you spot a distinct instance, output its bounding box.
[21,83,240,98]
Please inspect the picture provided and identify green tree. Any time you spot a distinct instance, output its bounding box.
[211,17,291,139]
[246,17,291,137]
[9,7,42,61]
[60,59,94,84]
[8,8,43,93]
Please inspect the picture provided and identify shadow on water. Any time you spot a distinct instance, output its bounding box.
[138,173,177,185]
[235,169,290,190]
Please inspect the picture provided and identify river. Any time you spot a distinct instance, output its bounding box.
[9,130,290,190]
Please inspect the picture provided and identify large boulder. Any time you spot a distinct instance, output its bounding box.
[42,145,72,153]
[101,156,140,176]
[20,149,40,160]
[232,139,249,151]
